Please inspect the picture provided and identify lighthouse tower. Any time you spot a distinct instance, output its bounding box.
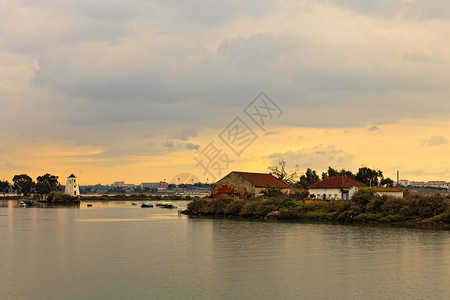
[65,174,80,196]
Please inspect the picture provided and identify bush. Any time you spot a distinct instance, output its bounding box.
[224,199,245,215]
[381,197,407,216]
[241,199,277,216]
[278,198,299,209]
[46,192,78,203]
[186,198,209,214]
[210,196,234,214]
[351,189,377,209]
[416,195,448,218]
[327,200,355,213]
[366,195,388,213]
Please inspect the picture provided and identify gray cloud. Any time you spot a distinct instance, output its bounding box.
[421,136,448,146]
[264,131,280,136]
[268,145,357,171]
[331,0,450,19]
[368,126,379,132]
[185,143,200,150]
[3,0,450,175]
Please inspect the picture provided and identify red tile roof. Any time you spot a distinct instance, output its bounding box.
[235,172,291,188]
[308,176,366,189]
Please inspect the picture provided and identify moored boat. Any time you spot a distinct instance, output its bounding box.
[159,203,177,209]
[141,203,154,208]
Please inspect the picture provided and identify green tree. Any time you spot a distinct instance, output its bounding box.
[12,174,35,196]
[297,168,320,188]
[35,174,60,195]
[327,167,340,177]
[0,180,10,195]
[268,159,298,184]
[380,177,395,187]
[356,167,383,186]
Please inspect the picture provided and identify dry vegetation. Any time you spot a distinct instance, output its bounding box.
[183,190,450,228]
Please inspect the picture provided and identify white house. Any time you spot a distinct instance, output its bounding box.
[349,186,403,198]
[65,174,80,196]
[308,176,367,200]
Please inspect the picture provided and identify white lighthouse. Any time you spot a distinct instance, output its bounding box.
[65,174,80,196]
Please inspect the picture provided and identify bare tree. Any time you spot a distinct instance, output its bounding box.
[268,159,299,184]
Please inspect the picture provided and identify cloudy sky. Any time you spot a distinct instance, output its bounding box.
[2,0,450,185]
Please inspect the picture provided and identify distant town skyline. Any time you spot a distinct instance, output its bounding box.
[2,1,450,184]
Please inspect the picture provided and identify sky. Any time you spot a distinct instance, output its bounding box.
[1,0,450,185]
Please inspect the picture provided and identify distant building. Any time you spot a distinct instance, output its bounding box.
[112,181,135,189]
[213,171,293,198]
[65,174,80,196]
[113,181,125,187]
[308,176,367,200]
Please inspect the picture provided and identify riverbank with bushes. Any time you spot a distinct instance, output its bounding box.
[182,190,450,229]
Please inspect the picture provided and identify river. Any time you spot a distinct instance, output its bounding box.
[0,200,449,299]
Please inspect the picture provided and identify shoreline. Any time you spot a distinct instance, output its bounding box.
[181,195,450,230]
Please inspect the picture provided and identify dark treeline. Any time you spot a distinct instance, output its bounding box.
[0,173,61,196]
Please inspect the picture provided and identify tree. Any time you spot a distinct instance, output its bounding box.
[327,167,340,177]
[268,159,299,184]
[297,168,320,188]
[380,177,395,187]
[12,174,35,196]
[0,180,10,196]
[356,167,383,186]
[35,174,60,195]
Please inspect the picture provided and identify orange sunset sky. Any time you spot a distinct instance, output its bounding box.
[2,1,450,185]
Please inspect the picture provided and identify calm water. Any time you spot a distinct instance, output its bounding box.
[0,200,449,300]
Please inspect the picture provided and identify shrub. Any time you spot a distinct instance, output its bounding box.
[261,187,283,197]
[186,198,209,214]
[241,199,277,216]
[416,195,448,218]
[351,189,377,209]
[210,196,234,214]
[46,192,78,203]
[327,200,354,213]
[223,199,245,215]
[278,198,299,209]
[381,197,407,216]
[366,195,388,213]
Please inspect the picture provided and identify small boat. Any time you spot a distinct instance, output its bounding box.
[18,201,27,207]
[159,203,177,209]
[141,203,154,208]
[87,204,93,207]
[131,202,137,205]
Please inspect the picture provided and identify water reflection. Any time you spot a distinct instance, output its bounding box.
[0,200,449,299]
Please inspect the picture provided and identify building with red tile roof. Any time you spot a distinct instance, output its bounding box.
[213,171,293,198]
[308,176,366,200]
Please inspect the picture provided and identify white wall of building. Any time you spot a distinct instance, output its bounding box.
[65,176,80,196]
[349,187,403,198]
[309,188,345,200]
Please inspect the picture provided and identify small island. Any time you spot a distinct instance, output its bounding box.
[182,168,450,229]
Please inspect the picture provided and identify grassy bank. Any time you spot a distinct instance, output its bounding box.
[182,190,450,229]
